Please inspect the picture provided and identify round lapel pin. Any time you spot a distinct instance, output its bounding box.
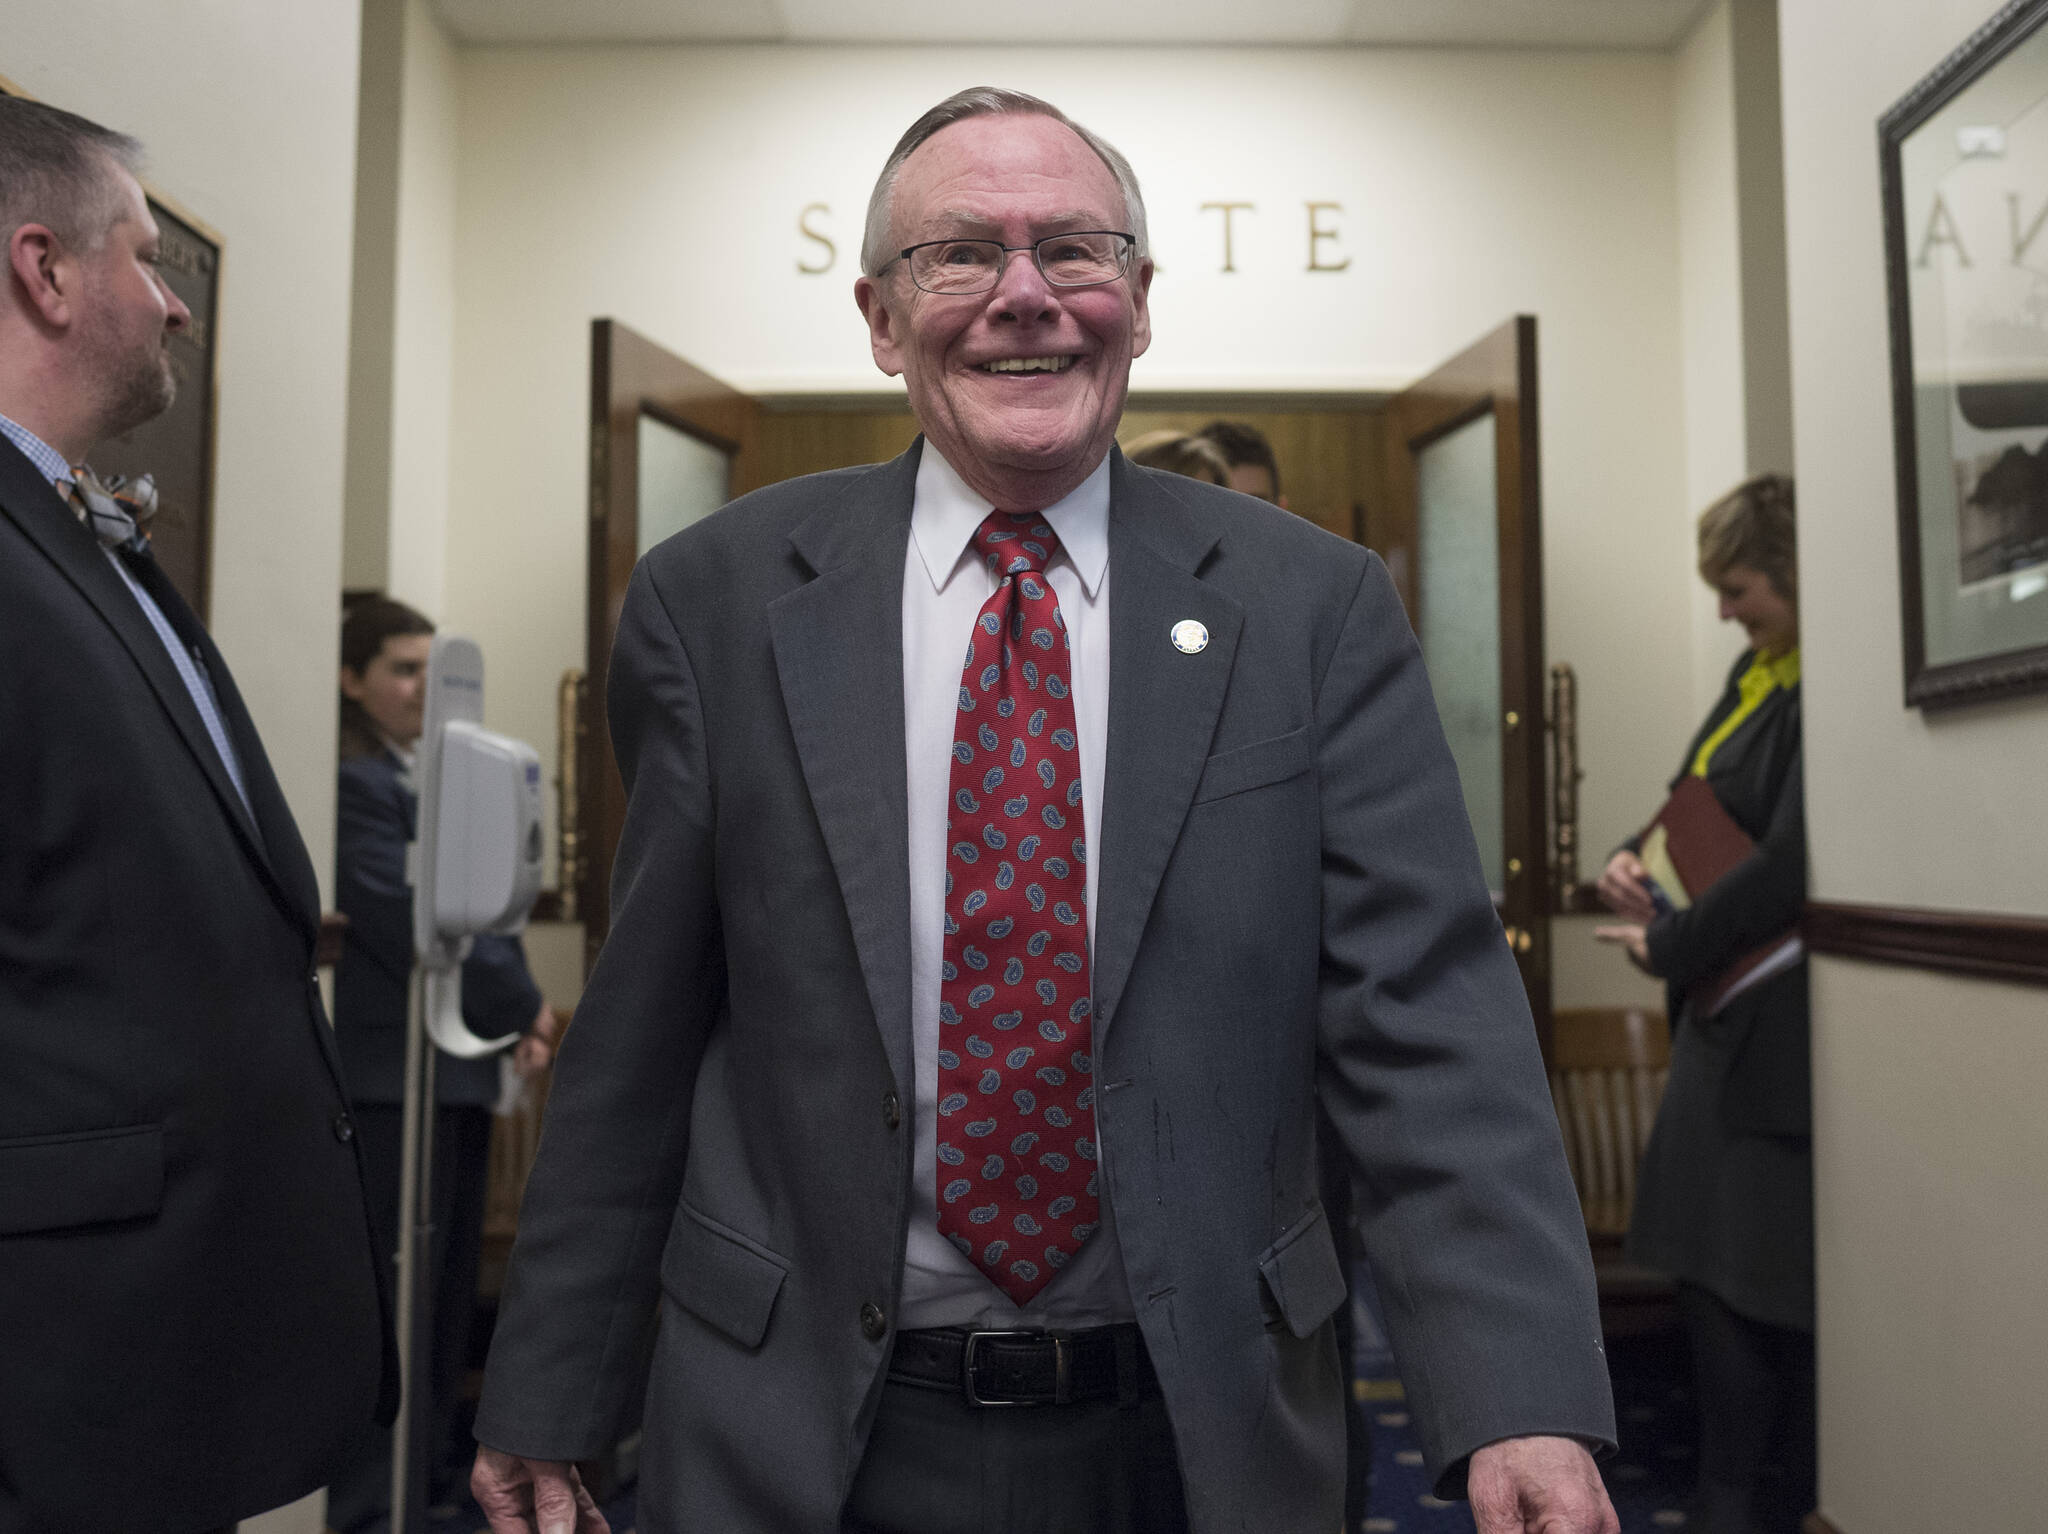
[1170,619,1209,655]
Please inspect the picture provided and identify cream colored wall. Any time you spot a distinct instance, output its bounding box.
[1780,1,2048,1527]
[1673,0,1796,720]
[384,0,459,617]
[343,0,459,615]
[6,1,362,915]
[1675,1,1755,720]
[1809,960,2048,1532]
[437,42,1701,908]
[6,8,363,1533]
[341,0,400,594]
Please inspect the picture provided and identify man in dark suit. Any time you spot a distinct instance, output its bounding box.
[474,88,1617,1534]
[0,96,393,1533]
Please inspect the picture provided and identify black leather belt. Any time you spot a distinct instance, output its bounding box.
[889,1323,1157,1407]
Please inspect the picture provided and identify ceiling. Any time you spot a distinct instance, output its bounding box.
[431,0,1720,51]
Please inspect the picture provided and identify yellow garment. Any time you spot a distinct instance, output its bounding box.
[1690,647,1800,777]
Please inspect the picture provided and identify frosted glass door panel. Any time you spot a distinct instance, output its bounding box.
[1415,413,1503,896]
[637,413,730,557]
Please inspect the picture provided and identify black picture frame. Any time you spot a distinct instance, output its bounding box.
[1880,0,2048,709]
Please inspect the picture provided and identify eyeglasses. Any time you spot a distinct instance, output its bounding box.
[888,231,1137,296]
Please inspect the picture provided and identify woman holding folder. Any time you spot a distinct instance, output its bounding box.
[1596,474,1814,1534]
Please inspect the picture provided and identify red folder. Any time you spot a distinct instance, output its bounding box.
[1640,777,1801,1015]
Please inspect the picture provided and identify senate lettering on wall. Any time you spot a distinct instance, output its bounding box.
[796,199,1359,276]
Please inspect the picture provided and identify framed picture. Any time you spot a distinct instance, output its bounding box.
[1881,0,2048,708]
[0,75,222,620]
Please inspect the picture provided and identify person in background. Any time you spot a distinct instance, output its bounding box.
[1595,474,1813,1534]
[1196,418,1288,508]
[1130,414,1375,1534]
[1122,427,1232,484]
[325,595,560,1534]
[0,95,392,1532]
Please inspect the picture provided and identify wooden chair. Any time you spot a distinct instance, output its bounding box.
[1548,1006,1677,1331]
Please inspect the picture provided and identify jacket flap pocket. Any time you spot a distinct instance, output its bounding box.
[1192,727,1311,804]
[1256,1200,1347,1340]
[0,1124,165,1236]
[659,1203,789,1350]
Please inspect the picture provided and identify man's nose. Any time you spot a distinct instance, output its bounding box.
[987,246,1058,319]
[161,279,192,333]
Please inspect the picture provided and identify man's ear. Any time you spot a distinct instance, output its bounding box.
[1128,257,1155,361]
[854,274,905,378]
[8,224,77,331]
[339,666,367,704]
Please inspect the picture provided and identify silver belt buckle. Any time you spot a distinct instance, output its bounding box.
[961,1328,1070,1407]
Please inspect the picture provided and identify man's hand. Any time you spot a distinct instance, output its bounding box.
[511,1003,561,1080]
[1596,849,1656,925]
[1593,923,1654,974]
[471,1444,609,1534]
[1469,1435,1618,1534]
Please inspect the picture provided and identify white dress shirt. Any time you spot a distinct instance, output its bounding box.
[899,444,1136,1331]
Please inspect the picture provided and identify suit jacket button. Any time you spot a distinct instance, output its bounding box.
[860,1302,887,1341]
[882,1092,901,1130]
[332,1112,355,1144]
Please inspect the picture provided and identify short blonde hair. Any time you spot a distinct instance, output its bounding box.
[1698,473,1796,601]
[1124,430,1230,486]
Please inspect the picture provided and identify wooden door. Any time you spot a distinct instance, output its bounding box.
[581,319,761,965]
[1373,317,1551,1050]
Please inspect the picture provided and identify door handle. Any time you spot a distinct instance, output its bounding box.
[1502,924,1534,954]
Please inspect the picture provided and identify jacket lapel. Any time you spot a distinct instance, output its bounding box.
[1092,453,1243,1035]
[768,444,922,1092]
[188,609,326,940]
[0,444,308,936]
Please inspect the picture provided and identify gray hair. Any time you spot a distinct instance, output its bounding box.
[0,94,144,252]
[860,87,1149,278]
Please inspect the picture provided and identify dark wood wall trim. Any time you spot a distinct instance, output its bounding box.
[316,912,349,970]
[1805,900,2048,988]
[1802,1512,1846,1534]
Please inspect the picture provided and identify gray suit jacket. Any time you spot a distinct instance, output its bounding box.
[477,443,1613,1532]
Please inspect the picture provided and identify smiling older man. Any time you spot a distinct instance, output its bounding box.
[472,87,1617,1534]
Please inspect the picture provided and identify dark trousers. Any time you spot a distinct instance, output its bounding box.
[842,1371,1188,1534]
[326,1102,494,1533]
[1679,1281,1817,1534]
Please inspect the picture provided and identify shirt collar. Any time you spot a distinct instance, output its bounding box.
[0,411,75,492]
[1749,646,1801,691]
[910,442,1110,600]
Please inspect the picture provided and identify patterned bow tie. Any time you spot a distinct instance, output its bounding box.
[69,464,158,552]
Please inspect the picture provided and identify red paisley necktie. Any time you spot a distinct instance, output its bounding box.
[936,511,1098,1306]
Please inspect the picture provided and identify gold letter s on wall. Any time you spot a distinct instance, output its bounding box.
[798,203,836,275]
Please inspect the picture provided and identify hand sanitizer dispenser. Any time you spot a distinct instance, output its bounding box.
[408,635,543,1057]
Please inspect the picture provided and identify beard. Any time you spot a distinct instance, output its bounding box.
[76,284,178,445]
[94,343,178,442]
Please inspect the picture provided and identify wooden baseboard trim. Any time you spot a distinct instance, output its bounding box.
[1803,1512,1846,1534]
[1804,900,2048,988]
